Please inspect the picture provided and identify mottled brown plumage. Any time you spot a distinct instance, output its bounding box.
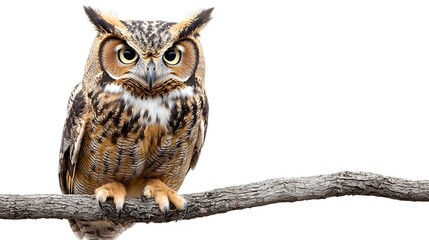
[58,6,212,240]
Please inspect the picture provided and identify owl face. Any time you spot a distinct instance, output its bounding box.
[99,36,198,90]
[83,7,212,98]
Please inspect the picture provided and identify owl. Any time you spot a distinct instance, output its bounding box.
[58,6,212,240]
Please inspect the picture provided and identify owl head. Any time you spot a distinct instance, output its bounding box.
[82,6,213,98]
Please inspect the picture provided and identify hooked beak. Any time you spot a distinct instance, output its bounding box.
[146,61,155,90]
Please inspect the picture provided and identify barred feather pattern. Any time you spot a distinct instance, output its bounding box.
[72,85,207,194]
[60,81,208,239]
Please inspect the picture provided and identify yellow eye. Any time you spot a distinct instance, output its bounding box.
[163,48,181,65]
[118,46,138,64]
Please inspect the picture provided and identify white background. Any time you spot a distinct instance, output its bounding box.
[0,0,429,239]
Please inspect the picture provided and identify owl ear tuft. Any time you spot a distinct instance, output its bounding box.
[173,7,214,39]
[83,6,116,34]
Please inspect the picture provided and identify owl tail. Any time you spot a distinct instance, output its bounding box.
[69,219,134,240]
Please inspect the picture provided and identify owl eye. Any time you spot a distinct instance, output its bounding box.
[163,48,182,65]
[118,47,138,64]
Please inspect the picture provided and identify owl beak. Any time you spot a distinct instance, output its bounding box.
[146,61,156,90]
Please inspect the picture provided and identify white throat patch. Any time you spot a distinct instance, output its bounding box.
[104,83,194,125]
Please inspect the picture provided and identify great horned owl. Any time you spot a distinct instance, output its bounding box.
[58,6,212,239]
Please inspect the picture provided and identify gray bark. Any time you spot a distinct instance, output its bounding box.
[1,171,428,223]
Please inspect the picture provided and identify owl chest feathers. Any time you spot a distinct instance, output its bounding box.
[103,83,195,126]
[75,83,204,191]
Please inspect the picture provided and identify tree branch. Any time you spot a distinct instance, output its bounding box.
[1,171,429,223]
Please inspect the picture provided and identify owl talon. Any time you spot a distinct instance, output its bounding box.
[117,204,123,216]
[95,182,126,214]
[98,198,106,212]
[142,179,188,220]
[181,202,188,220]
[163,206,169,221]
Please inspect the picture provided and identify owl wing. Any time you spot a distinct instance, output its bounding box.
[188,96,209,171]
[58,83,88,194]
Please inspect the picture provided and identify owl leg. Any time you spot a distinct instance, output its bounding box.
[141,178,188,219]
[95,181,127,214]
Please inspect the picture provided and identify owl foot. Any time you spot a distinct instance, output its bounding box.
[142,178,188,220]
[95,182,127,215]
